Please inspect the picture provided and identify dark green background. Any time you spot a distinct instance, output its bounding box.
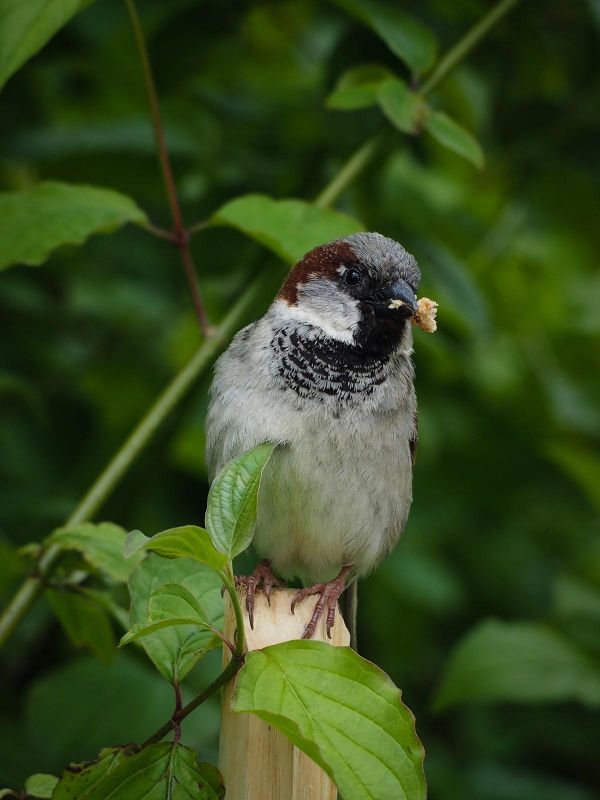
[1,1,599,798]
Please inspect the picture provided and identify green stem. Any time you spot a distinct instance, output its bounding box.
[222,573,246,657]
[314,136,381,209]
[0,279,266,649]
[124,0,210,336]
[419,0,522,96]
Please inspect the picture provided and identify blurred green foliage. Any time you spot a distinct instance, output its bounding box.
[1,0,600,797]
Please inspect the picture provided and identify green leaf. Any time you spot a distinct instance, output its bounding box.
[121,583,221,647]
[150,583,213,622]
[145,526,228,573]
[434,619,600,710]
[187,763,224,800]
[377,78,427,134]
[0,182,147,271]
[211,195,363,264]
[0,0,96,89]
[47,521,141,583]
[125,529,151,559]
[47,588,115,663]
[233,640,426,800]
[0,791,15,798]
[53,747,136,800]
[334,0,437,74]
[23,774,58,798]
[424,111,484,168]
[205,443,276,559]
[85,743,224,800]
[326,64,393,110]
[54,745,223,800]
[127,555,224,682]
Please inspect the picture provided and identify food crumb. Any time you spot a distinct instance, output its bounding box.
[388,298,406,310]
[412,297,438,333]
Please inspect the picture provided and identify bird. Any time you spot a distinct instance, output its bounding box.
[205,232,420,641]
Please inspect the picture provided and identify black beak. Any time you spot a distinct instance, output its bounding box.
[367,279,418,321]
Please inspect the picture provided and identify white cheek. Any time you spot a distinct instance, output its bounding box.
[273,279,360,343]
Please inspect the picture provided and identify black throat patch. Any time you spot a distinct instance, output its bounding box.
[269,326,396,402]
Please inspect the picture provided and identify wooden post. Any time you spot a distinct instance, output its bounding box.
[219,588,349,800]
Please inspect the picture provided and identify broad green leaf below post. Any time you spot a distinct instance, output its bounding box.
[210,195,363,264]
[0,181,147,271]
[434,619,600,710]
[0,0,97,90]
[52,743,224,799]
[205,443,277,560]
[233,640,426,800]
[52,746,135,799]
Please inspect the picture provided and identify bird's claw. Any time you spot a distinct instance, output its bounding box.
[292,566,352,640]
[231,560,284,629]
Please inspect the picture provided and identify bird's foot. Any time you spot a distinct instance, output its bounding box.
[234,560,284,629]
[291,565,352,640]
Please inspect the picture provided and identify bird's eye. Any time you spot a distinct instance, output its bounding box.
[344,268,361,286]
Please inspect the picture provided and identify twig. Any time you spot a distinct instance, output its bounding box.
[142,652,244,747]
[124,0,210,336]
[172,682,183,744]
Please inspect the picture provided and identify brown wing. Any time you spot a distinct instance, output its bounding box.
[409,411,418,466]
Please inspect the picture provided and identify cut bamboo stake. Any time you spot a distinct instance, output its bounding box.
[219,588,350,800]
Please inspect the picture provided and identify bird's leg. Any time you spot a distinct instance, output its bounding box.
[291,565,353,640]
[235,560,284,629]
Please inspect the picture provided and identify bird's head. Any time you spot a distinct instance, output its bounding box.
[276,232,421,353]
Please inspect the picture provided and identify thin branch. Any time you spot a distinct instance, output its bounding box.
[172,682,183,745]
[143,652,244,747]
[419,0,522,97]
[124,0,210,336]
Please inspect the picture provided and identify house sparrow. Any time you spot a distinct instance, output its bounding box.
[206,232,420,639]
